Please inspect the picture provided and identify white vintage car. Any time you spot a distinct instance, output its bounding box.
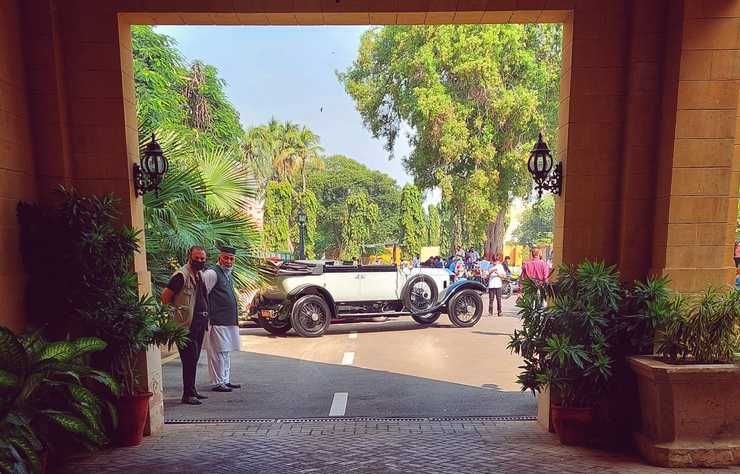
[249,260,486,337]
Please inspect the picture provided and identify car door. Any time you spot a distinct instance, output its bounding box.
[322,266,361,302]
[357,265,400,302]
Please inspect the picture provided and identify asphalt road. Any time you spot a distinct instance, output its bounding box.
[163,295,537,421]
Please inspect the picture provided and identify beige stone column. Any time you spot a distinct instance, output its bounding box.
[651,0,739,292]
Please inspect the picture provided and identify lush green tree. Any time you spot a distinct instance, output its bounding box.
[339,191,380,260]
[263,180,294,253]
[512,195,555,248]
[339,24,562,257]
[132,26,264,292]
[141,129,265,293]
[427,204,441,247]
[291,189,319,259]
[399,184,426,258]
[307,155,401,257]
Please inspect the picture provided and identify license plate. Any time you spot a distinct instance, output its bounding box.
[259,309,274,318]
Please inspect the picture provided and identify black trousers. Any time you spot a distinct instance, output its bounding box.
[488,288,502,315]
[179,313,207,397]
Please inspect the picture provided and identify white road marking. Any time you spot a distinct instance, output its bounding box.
[349,331,358,339]
[341,352,355,365]
[329,392,348,416]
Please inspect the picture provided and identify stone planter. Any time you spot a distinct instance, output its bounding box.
[629,356,740,467]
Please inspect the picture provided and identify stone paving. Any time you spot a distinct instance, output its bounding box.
[54,419,738,473]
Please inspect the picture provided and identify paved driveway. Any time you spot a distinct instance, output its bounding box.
[163,296,536,421]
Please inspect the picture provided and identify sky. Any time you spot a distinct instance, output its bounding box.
[155,25,439,204]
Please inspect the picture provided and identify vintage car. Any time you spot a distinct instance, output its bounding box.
[249,260,486,337]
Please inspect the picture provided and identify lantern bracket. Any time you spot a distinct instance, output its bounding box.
[535,161,562,198]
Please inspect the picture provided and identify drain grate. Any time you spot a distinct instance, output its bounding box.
[165,415,537,424]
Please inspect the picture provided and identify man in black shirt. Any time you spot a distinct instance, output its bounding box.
[162,246,210,405]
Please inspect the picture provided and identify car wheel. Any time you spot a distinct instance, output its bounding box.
[502,282,513,299]
[447,289,483,328]
[290,295,331,337]
[411,313,441,325]
[402,274,439,313]
[257,317,292,335]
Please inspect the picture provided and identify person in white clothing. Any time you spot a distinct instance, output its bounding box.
[487,253,506,317]
[202,246,242,392]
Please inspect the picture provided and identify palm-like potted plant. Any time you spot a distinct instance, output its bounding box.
[0,327,118,472]
[628,287,740,467]
[509,261,619,445]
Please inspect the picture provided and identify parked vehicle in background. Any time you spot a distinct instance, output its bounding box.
[249,260,486,337]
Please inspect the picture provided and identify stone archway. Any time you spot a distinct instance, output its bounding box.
[5,0,738,435]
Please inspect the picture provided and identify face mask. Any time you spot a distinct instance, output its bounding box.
[191,261,205,271]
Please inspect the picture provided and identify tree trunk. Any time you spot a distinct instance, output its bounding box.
[485,207,507,259]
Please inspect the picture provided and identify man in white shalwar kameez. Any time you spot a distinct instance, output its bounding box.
[203,246,242,392]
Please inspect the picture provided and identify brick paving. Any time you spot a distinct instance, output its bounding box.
[53,419,735,473]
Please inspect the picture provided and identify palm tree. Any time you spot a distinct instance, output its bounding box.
[292,125,324,193]
[140,127,269,293]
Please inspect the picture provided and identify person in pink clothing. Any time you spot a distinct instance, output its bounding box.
[521,248,549,285]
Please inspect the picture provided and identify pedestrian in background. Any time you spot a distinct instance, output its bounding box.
[487,254,505,317]
[161,245,210,405]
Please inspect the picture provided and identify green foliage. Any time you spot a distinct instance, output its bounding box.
[0,327,118,471]
[656,287,740,363]
[17,189,188,397]
[399,185,426,258]
[307,155,401,258]
[426,204,441,247]
[264,180,294,252]
[513,195,555,247]
[339,24,562,254]
[140,128,266,293]
[132,26,243,149]
[509,261,621,407]
[339,191,380,260]
[291,189,319,259]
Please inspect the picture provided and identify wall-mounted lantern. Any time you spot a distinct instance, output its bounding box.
[528,132,562,198]
[133,133,168,196]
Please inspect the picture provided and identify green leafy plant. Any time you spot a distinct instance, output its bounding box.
[509,261,620,407]
[0,327,119,473]
[655,287,740,364]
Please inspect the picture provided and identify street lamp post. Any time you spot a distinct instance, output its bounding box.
[297,210,307,260]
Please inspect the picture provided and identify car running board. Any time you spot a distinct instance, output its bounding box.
[338,311,411,318]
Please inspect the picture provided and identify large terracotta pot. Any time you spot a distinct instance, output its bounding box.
[115,392,153,447]
[629,356,740,467]
[550,405,593,446]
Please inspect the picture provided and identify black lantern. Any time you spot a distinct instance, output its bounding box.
[133,133,168,196]
[297,210,307,260]
[528,132,562,198]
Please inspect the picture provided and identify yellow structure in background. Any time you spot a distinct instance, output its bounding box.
[420,246,440,262]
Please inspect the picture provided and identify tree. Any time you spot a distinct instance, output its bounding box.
[512,195,555,248]
[399,184,426,258]
[427,204,441,247]
[339,191,380,260]
[291,189,319,259]
[263,180,294,252]
[339,24,562,257]
[306,155,401,257]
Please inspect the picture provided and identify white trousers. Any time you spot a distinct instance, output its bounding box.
[207,345,231,386]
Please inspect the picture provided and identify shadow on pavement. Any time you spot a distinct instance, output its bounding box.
[163,351,537,421]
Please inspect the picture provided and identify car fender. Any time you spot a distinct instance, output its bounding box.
[439,279,487,306]
[287,284,337,317]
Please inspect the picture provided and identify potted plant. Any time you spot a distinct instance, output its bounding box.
[0,327,118,472]
[509,261,619,445]
[629,287,740,467]
[18,189,187,447]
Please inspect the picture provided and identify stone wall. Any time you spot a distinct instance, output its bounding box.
[0,0,36,334]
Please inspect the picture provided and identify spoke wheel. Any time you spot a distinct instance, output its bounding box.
[258,317,292,335]
[411,312,441,325]
[447,289,483,328]
[402,274,439,313]
[290,295,331,337]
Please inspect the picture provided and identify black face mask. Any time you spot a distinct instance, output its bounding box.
[190,261,205,271]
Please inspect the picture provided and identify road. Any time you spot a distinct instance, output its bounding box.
[163,295,537,421]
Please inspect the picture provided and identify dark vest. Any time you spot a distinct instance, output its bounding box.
[208,265,238,326]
